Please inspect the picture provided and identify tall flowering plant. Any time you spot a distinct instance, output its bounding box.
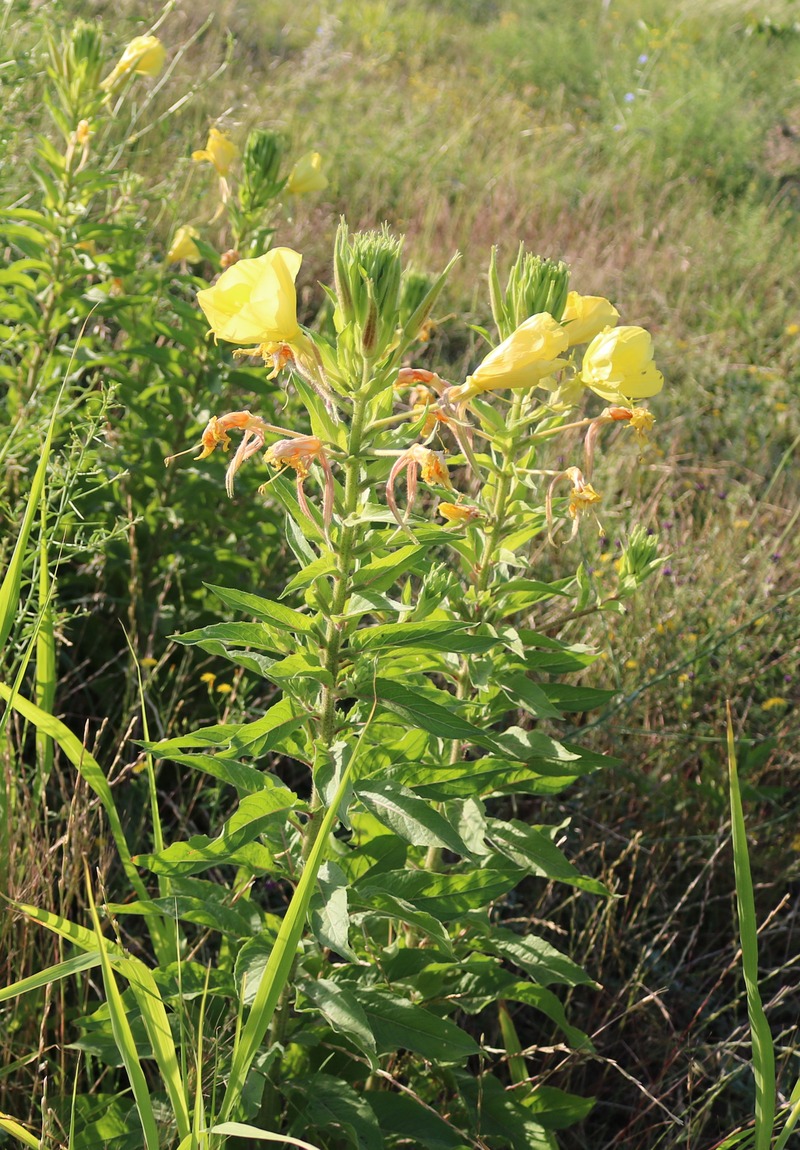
[154,225,665,1143]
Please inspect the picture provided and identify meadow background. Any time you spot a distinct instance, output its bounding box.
[2,0,800,1147]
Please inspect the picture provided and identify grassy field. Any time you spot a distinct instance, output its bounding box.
[2,1,800,1147]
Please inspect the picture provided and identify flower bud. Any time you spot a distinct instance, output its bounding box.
[239,129,286,213]
[333,220,403,360]
[491,245,570,338]
[616,525,664,596]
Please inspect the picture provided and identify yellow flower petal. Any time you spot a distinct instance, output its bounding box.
[197,248,302,347]
[469,313,570,393]
[192,128,239,177]
[561,291,620,346]
[286,151,328,195]
[581,325,664,402]
[167,225,201,264]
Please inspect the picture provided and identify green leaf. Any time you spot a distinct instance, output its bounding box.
[367,1091,466,1150]
[522,1085,595,1130]
[135,787,298,877]
[353,989,479,1063]
[152,752,275,795]
[172,622,285,653]
[146,696,305,756]
[486,819,609,895]
[206,1123,323,1150]
[348,888,454,955]
[0,952,100,1004]
[309,860,357,960]
[357,861,524,921]
[470,923,594,988]
[205,584,317,633]
[281,550,337,595]
[351,620,498,654]
[298,978,377,1067]
[356,779,471,854]
[288,1075,383,1150]
[351,544,426,593]
[368,678,501,752]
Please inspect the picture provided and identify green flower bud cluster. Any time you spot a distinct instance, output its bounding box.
[489,244,570,339]
[47,20,105,128]
[239,128,287,214]
[617,525,666,596]
[333,220,403,359]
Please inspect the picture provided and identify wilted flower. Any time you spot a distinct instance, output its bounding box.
[581,326,663,403]
[167,225,201,265]
[452,313,570,401]
[386,443,452,528]
[197,248,302,349]
[192,128,239,177]
[286,151,327,195]
[263,435,335,533]
[561,292,620,346]
[101,35,166,91]
[547,466,602,543]
[439,502,481,525]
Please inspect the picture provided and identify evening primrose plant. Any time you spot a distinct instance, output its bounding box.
[78,223,663,1147]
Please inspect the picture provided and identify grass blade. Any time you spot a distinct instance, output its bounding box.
[84,862,161,1150]
[726,703,775,1150]
[0,1114,39,1149]
[34,493,56,799]
[0,400,57,654]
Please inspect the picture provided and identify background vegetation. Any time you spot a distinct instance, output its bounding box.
[2,0,799,1147]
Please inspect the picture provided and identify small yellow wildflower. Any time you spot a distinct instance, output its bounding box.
[625,659,638,670]
[140,657,157,668]
[101,35,166,91]
[192,128,239,177]
[452,313,570,401]
[200,672,216,685]
[581,326,664,403]
[216,683,233,695]
[196,248,302,350]
[286,151,328,195]
[561,292,620,346]
[785,323,799,337]
[762,697,788,711]
[167,225,201,265]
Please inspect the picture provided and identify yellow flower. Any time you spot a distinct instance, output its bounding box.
[762,697,787,711]
[581,326,664,403]
[462,313,569,396]
[561,292,620,346]
[200,672,216,685]
[192,128,239,177]
[167,225,201,265]
[216,683,233,695]
[286,151,328,195]
[101,35,166,91]
[196,248,302,348]
[439,502,481,525]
